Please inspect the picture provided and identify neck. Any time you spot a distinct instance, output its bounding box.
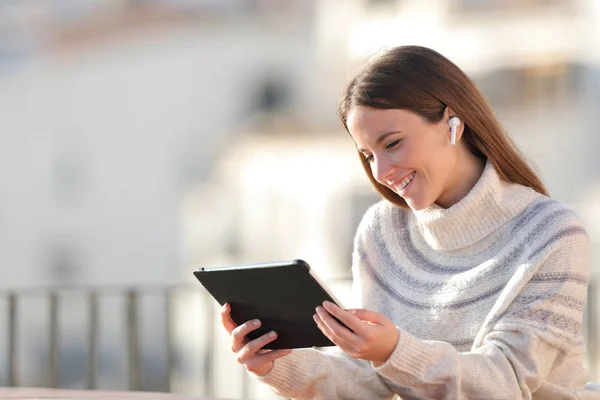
[435,150,486,209]
[410,160,540,250]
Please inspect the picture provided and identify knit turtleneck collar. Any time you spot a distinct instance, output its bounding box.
[409,160,540,251]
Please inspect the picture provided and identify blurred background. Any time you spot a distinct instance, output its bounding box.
[0,0,598,399]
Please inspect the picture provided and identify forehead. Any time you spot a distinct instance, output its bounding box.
[346,106,421,144]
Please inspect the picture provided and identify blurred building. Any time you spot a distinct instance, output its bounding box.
[0,0,335,395]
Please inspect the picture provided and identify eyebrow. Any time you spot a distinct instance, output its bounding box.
[357,131,402,153]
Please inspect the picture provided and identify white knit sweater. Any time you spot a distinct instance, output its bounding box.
[257,161,599,399]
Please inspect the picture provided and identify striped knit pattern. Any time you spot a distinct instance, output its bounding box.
[258,161,598,399]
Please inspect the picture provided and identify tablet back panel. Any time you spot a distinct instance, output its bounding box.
[193,260,337,349]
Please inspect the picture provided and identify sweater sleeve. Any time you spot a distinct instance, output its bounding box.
[373,223,594,399]
[256,347,392,399]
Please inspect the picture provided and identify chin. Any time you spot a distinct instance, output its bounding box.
[404,196,434,211]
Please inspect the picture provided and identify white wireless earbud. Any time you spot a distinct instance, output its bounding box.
[448,116,461,145]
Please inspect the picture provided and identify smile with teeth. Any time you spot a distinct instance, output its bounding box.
[392,172,416,191]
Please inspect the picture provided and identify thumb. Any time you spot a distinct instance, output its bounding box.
[347,308,386,325]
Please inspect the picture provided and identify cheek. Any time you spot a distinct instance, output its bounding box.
[412,142,449,191]
[424,154,455,197]
[399,141,426,171]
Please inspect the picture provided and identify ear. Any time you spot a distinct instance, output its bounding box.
[444,106,465,143]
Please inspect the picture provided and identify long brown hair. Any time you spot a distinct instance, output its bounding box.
[339,45,548,207]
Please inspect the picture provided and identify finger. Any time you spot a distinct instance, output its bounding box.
[316,306,358,344]
[321,301,368,335]
[313,312,355,351]
[220,303,238,334]
[313,312,334,342]
[269,349,293,359]
[231,319,261,352]
[258,349,293,363]
[237,330,279,364]
[245,349,293,373]
[346,308,388,325]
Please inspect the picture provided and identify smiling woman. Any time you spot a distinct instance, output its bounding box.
[220,45,600,399]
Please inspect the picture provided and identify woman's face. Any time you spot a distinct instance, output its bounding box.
[346,106,458,210]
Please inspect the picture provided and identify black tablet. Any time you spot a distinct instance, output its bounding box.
[193,259,346,349]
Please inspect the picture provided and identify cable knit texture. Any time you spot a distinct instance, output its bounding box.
[257,161,598,399]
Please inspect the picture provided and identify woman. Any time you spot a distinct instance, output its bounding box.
[220,46,599,399]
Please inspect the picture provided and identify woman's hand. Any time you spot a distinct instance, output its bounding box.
[220,303,293,376]
[314,301,399,366]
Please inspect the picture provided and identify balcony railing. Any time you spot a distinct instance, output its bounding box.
[1,276,599,396]
[2,285,202,393]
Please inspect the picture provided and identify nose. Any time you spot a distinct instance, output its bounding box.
[371,156,396,185]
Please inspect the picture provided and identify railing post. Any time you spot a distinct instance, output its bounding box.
[87,290,98,389]
[8,293,17,387]
[49,291,59,388]
[588,278,598,380]
[164,288,173,392]
[204,292,214,397]
[127,290,141,391]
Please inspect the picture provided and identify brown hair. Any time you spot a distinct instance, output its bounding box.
[339,45,548,207]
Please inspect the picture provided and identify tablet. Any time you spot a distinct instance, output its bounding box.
[193,259,346,349]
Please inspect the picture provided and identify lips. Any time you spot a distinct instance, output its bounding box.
[388,171,415,188]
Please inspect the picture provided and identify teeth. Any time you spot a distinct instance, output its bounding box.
[397,172,415,190]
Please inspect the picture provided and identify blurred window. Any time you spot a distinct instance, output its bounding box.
[250,75,291,114]
[476,63,576,110]
[364,0,400,13]
[452,0,574,14]
[257,78,288,111]
[48,243,83,284]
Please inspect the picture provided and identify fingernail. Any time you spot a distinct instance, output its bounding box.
[253,319,260,326]
[349,309,357,315]
[269,331,276,338]
[222,303,228,311]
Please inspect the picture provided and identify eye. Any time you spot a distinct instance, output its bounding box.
[362,154,374,162]
[385,139,402,149]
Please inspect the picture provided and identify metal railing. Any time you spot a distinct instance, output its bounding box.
[2,277,599,395]
[2,285,204,393]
